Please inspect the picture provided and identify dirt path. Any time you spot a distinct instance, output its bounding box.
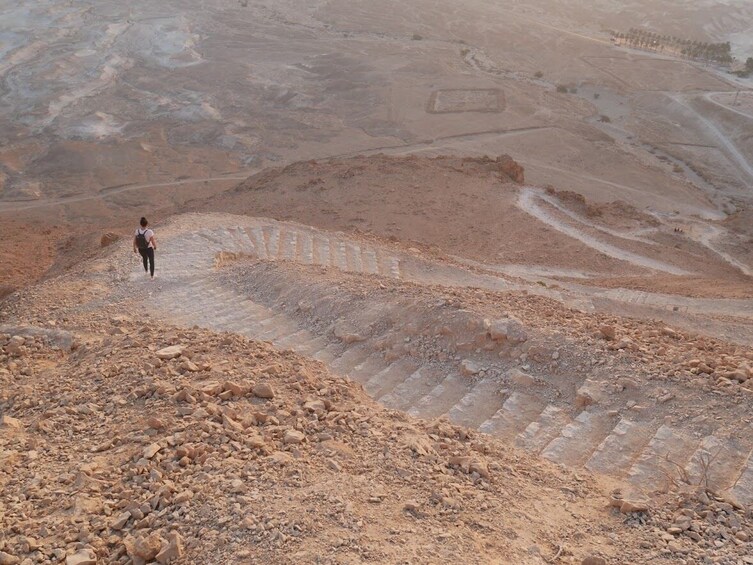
[705,92,753,121]
[669,93,753,184]
[517,188,690,275]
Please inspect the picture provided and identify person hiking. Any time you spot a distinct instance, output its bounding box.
[133,217,157,279]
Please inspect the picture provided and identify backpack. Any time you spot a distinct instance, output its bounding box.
[136,229,149,250]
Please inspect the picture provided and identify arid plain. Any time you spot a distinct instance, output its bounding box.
[2,1,753,564]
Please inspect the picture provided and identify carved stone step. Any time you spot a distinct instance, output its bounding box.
[627,425,698,492]
[541,411,615,467]
[479,392,547,440]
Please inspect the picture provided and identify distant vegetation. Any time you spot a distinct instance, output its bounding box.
[738,57,753,77]
[612,29,733,66]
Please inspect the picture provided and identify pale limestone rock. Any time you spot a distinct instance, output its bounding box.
[460,359,480,376]
[155,345,184,360]
[66,549,97,565]
[155,532,184,564]
[488,318,527,344]
[284,429,305,444]
[510,368,535,387]
[143,443,161,459]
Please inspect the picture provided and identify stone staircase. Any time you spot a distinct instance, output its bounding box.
[161,223,402,280]
[141,218,753,505]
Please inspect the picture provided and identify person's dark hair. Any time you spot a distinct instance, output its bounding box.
[140,217,148,227]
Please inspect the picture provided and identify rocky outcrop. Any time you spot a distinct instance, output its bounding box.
[497,154,525,184]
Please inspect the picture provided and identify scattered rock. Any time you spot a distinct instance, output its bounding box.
[333,322,365,344]
[252,382,275,399]
[111,511,131,530]
[156,532,184,564]
[146,417,165,430]
[488,317,528,344]
[1,415,22,429]
[143,443,162,459]
[303,399,327,413]
[283,429,305,445]
[510,368,535,387]
[66,549,97,565]
[460,359,481,376]
[100,232,120,247]
[575,391,594,409]
[127,533,163,562]
[599,325,616,341]
[223,381,246,396]
[0,552,20,565]
[156,345,185,360]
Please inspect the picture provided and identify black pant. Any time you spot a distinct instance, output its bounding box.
[139,248,155,276]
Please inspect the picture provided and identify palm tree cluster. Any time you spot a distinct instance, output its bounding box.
[612,29,734,66]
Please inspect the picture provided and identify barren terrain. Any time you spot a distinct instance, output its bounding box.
[2,0,753,563]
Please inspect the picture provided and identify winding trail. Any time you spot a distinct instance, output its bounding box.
[517,187,690,275]
[669,94,753,184]
[686,220,753,277]
[704,92,753,121]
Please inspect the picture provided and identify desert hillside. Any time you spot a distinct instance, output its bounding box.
[2,0,753,564]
